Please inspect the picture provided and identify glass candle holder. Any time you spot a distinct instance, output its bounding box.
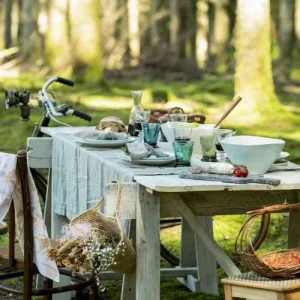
[142,123,160,146]
[172,140,194,166]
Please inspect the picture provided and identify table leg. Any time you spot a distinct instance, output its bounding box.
[288,191,300,248]
[121,219,136,300]
[170,194,241,277]
[195,217,218,295]
[136,185,160,300]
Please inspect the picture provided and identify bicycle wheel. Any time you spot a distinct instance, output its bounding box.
[160,213,271,267]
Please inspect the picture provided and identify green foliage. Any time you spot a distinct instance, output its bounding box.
[0,75,299,298]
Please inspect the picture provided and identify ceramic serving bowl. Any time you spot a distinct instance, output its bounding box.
[160,123,216,155]
[220,135,285,174]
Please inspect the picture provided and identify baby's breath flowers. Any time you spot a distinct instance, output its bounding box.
[87,239,126,287]
[47,222,127,288]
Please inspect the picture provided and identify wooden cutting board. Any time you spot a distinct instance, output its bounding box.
[179,172,281,186]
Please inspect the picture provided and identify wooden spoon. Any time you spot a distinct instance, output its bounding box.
[214,96,242,128]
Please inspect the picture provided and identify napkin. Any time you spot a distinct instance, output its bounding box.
[76,128,128,140]
[126,140,170,161]
[0,153,59,282]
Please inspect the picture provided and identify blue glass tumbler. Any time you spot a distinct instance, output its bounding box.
[172,141,194,166]
[142,123,160,146]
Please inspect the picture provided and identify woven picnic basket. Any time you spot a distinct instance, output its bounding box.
[235,202,300,279]
[70,182,136,273]
[150,107,206,124]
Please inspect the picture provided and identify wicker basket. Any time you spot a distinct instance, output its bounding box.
[150,107,206,124]
[235,203,300,279]
[70,182,136,274]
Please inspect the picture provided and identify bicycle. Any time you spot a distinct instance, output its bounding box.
[5,76,271,268]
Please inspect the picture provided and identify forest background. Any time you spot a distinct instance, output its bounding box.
[0,0,300,299]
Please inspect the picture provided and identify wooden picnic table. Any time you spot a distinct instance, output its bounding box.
[27,126,300,300]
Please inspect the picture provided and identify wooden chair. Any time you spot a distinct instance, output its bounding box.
[222,272,300,300]
[0,150,99,300]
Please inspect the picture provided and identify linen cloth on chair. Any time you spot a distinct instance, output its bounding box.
[0,152,59,282]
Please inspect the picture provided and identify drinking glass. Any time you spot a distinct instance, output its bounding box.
[199,127,217,162]
[142,123,160,146]
[215,129,236,161]
[173,127,192,142]
[169,114,188,122]
[134,111,151,135]
[172,141,194,166]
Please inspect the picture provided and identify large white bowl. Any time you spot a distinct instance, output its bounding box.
[160,123,216,155]
[220,136,285,174]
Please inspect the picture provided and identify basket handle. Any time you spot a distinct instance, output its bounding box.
[168,107,185,114]
[246,203,300,216]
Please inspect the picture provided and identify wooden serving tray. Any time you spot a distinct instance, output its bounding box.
[179,173,281,186]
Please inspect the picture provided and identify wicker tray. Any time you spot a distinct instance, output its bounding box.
[150,107,205,124]
[235,203,300,279]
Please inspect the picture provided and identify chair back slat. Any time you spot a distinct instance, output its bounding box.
[16,150,34,296]
[8,203,15,266]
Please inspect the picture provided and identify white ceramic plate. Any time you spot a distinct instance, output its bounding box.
[76,137,133,147]
[118,153,175,166]
[278,151,290,159]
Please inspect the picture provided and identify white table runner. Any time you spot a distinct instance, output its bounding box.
[51,133,188,221]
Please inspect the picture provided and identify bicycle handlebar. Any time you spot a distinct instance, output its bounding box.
[41,76,92,122]
[72,109,92,122]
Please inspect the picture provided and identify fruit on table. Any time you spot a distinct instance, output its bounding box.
[233,165,248,177]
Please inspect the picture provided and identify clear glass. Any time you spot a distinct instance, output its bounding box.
[169,114,188,122]
[128,90,144,136]
[215,129,236,162]
[173,127,192,141]
[142,123,160,146]
[173,141,194,166]
[200,128,217,162]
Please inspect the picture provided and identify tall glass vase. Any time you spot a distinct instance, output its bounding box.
[128,90,144,136]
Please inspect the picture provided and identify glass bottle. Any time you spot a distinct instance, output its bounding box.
[128,90,144,136]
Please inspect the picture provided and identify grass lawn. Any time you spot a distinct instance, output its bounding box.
[0,75,298,299]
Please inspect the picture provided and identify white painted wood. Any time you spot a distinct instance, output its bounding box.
[121,220,136,300]
[136,185,160,300]
[177,218,200,292]
[92,268,199,280]
[169,194,241,277]
[102,183,137,219]
[134,171,300,192]
[195,217,218,295]
[27,137,52,168]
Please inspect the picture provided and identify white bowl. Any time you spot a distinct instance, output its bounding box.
[220,136,285,174]
[160,123,216,155]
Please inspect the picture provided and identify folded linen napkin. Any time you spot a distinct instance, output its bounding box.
[76,128,128,141]
[126,140,170,161]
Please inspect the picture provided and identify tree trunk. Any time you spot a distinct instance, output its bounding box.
[278,0,295,80]
[150,0,158,47]
[296,0,300,54]
[170,0,179,55]
[69,0,103,82]
[127,0,140,61]
[19,0,38,57]
[188,0,197,62]
[206,1,216,70]
[234,0,281,116]
[46,0,72,76]
[4,0,13,48]
[178,0,189,58]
